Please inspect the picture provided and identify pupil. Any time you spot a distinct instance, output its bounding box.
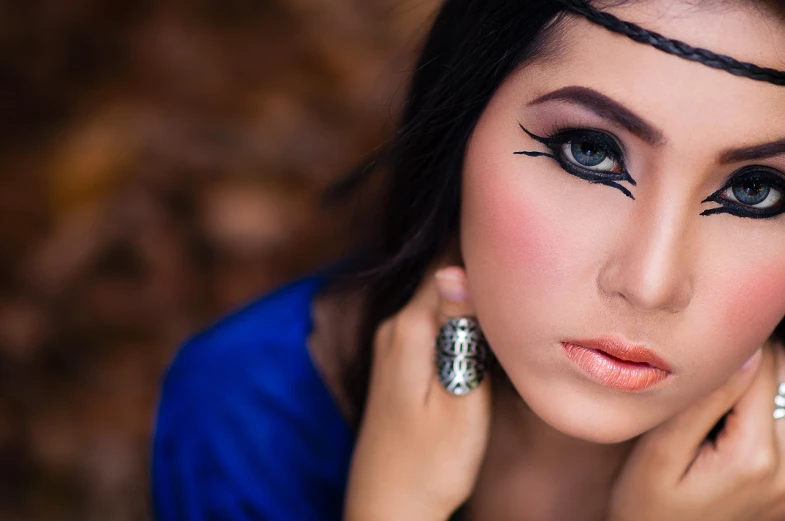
[572,141,607,167]
[733,180,769,206]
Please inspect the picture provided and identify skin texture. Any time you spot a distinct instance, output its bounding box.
[461,3,785,444]
[340,1,785,520]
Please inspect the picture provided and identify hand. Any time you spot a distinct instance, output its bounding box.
[609,343,785,521]
[343,266,492,521]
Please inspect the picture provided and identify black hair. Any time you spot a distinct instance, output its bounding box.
[339,0,785,416]
[341,0,567,414]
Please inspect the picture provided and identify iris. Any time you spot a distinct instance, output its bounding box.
[733,180,770,206]
[571,141,607,167]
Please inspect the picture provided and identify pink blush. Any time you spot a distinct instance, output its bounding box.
[718,259,785,345]
[465,176,569,282]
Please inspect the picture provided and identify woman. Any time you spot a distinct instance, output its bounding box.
[152,0,785,519]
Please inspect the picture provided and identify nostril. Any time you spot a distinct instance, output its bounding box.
[596,250,694,314]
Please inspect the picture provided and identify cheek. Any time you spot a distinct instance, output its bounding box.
[658,256,785,426]
[460,156,568,310]
[458,109,619,350]
[459,140,614,381]
[460,153,609,326]
[465,184,560,277]
[716,258,785,346]
[680,252,785,392]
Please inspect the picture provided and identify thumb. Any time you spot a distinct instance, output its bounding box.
[634,348,762,478]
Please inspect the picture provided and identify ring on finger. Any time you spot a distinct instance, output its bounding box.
[775,382,785,420]
[435,317,490,396]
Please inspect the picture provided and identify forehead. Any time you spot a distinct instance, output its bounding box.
[605,0,785,67]
[515,2,785,147]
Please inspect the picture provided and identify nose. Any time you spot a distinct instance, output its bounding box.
[597,204,694,314]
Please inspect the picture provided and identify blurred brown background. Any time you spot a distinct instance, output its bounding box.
[0,1,439,519]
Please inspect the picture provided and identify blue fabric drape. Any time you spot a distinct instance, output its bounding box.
[152,276,353,521]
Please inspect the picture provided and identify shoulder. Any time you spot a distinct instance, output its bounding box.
[167,275,324,383]
[152,274,352,521]
[158,273,347,434]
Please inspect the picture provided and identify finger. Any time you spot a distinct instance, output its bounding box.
[774,342,785,449]
[718,345,778,472]
[431,267,491,401]
[635,349,762,476]
[368,266,441,400]
[376,266,474,395]
[771,350,785,521]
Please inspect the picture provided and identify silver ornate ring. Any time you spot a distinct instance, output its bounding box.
[435,317,490,396]
[775,382,785,420]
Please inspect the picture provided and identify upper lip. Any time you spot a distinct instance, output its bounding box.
[565,337,672,372]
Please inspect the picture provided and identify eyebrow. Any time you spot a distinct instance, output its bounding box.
[718,138,785,164]
[529,86,785,165]
[529,86,666,146]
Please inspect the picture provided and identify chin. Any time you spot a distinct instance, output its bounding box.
[508,375,664,445]
[535,408,648,445]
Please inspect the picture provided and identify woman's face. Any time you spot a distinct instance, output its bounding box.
[461,1,785,443]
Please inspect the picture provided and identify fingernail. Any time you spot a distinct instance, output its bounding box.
[435,269,468,302]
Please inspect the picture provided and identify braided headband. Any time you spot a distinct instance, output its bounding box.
[559,0,785,86]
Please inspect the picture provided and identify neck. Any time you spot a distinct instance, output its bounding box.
[469,375,636,521]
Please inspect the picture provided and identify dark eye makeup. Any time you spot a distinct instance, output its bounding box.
[515,123,637,199]
[701,166,785,219]
[515,123,785,219]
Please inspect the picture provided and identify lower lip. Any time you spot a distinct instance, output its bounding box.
[561,342,670,392]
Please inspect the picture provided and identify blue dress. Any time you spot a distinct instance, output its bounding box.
[152,275,354,521]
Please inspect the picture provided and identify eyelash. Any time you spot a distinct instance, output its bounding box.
[515,123,785,219]
[702,167,785,219]
[515,124,637,199]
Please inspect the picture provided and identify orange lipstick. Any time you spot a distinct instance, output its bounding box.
[561,338,671,392]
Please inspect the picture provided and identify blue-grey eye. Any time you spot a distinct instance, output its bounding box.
[560,139,621,173]
[731,180,770,206]
[571,141,607,167]
[515,124,636,199]
[724,179,780,209]
[701,167,785,218]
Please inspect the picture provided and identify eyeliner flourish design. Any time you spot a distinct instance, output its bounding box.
[514,123,637,200]
[514,124,785,219]
[514,151,554,158]
[699,167,785,219]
